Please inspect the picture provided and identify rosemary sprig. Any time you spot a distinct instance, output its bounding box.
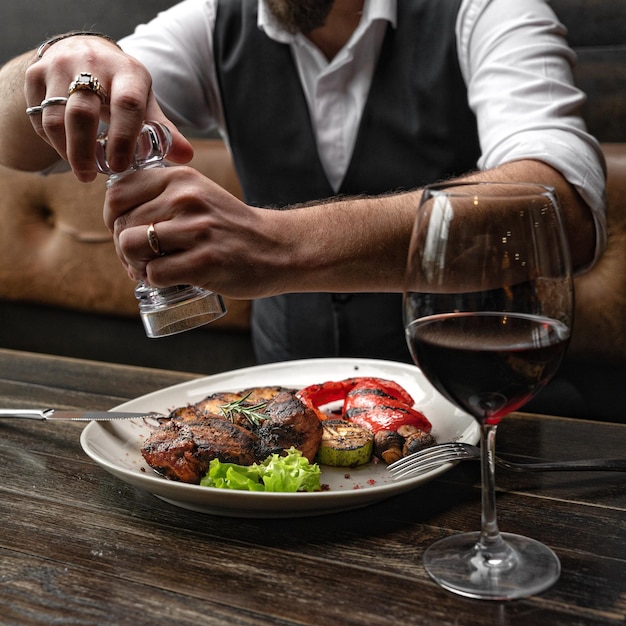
[220,392,268,426]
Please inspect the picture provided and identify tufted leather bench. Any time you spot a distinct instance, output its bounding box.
[535,143,626,422]
[0,140,247,322]
[0,141,257,374]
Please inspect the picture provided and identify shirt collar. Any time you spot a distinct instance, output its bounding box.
[258,0,397,44]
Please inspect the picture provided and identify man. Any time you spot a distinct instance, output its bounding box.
[0,0,606,364]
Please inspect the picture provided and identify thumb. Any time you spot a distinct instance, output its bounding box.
[166,124,195,164]
[145,98,194,164]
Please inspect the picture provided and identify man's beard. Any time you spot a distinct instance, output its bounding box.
[264,0,335,34]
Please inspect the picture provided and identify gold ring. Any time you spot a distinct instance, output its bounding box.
[147,223,162,256]
[68,72,108,103]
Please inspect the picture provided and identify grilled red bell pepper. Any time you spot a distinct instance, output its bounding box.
[297,377,432,434]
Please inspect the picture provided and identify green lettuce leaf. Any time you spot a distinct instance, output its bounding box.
[200,447,322,492]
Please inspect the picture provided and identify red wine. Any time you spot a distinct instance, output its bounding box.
[406,312,570,424]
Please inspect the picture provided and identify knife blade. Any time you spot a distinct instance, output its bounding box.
[0,408,164,421]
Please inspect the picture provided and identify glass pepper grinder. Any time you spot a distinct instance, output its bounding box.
[95,121,227,337]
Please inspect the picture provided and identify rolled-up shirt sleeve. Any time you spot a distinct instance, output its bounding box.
[457,0,607,266]
[119,0,224,137]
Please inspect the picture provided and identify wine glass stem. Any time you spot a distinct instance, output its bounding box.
[478,423,515,567]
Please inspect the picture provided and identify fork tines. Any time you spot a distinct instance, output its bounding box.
[387,442,470,480]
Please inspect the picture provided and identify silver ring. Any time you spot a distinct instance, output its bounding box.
[41,96,69,109]
[147,223,162,256]
[26,96,69,116]
[68,72,108,103]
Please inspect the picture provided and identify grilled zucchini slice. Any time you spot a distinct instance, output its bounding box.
[317,420,374,467]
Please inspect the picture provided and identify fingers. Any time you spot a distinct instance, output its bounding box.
[105,169,211,284]
[104,169,173,279]
[25,61,74,159]
[115,223,160,282]
[23,37,187,180]
[115,218,206,285]
[94,70,153,175]
[104,166,260,293]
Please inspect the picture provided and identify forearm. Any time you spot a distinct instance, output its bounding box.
[105,158,597,300]
[0,51,60,171]
[276,159,595,295]
[459,159,597,272]
[276,191,419,294]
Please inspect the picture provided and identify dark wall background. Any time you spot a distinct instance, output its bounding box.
[0,0,178,64]
[548,0,626,142]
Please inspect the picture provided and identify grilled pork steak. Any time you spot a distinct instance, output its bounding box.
[141,418,261,482]
[256,390,323,462]
[141,388,323,483]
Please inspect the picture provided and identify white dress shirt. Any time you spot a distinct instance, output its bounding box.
[121,0,607,260]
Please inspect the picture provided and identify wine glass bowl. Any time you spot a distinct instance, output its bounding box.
[96,122,227,337]
[403,181,573,599]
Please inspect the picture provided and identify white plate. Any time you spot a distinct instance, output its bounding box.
[80,358,478,518]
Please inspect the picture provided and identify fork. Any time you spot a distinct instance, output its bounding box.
[387,441,626,480]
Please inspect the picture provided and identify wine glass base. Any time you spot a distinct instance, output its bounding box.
[423,532,560,600]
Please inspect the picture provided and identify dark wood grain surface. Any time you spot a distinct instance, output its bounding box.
[0,348,624,625]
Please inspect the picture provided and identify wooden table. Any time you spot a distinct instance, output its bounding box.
[0,348,624,625]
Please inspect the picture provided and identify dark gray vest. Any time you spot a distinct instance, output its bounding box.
[214,0,480,363]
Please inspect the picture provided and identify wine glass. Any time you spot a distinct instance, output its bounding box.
[95,122,227,337]
[403,181,573,599]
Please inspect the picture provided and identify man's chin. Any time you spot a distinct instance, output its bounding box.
[264,0,335,35]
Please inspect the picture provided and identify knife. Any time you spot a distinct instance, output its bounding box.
[0,408,164,421]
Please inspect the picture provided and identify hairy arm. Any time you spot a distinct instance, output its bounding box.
[0,52,60,171]
[272,159,594,294]
[105,157,595,300]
